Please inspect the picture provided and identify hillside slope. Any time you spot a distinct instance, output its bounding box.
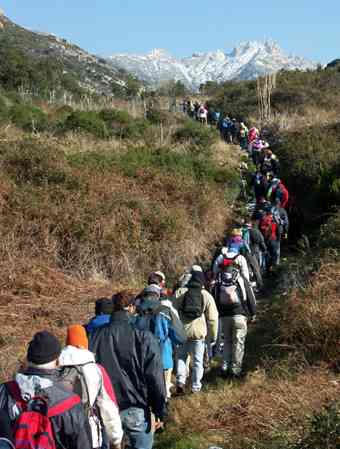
[0,13,128,95]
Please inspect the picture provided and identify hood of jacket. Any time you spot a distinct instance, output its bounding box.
[59,346,96,367]
[15,369,57,400]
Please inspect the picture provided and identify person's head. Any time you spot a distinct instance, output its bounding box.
[95,297,113,316]
[27,331,62,369]
[141,284,161,301]
[231,228,242,237]
[148,271,166,288]
[190,265,206,285]
[112,291,136,315]
[264,148,272,157]
[66,325,88,350]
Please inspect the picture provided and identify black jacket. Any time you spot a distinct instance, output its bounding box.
[249,227,267,254]
[0,368,92,449]
[89,310,167,420]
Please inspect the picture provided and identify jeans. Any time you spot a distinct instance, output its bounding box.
[220,315,247,375]
[267,240,280,268]
[176,339,206,392]
[120,407,153,449]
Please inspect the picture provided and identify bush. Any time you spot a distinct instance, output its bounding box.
[297,402,340,449]
[2,140,79,189]
[62,111,108,138]
[173,120,219,150]
[10,103,48,132]
[99,109,131,127]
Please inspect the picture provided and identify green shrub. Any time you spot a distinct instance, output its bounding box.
[10,103,48,132]
[296,402,340,449]
[174,120,219,150]
[146,108,171,125]
[118,119,150,140]
[2,141,79,189]
[62,111,108,138]
[99,109,132,127]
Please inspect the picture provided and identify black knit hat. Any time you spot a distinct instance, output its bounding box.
[95,297,113,316]
[27,331,62,365]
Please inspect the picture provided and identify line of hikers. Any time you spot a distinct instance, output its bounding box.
[0,118,291,449]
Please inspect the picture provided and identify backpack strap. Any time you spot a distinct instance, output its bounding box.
[48,394,81,418]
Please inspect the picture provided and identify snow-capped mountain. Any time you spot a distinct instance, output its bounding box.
[108,41,317,90]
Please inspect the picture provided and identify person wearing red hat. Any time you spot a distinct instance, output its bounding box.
[59,325,123,449]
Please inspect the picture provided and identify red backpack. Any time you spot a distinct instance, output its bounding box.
[6,380,80,449]
[260,214,276,240]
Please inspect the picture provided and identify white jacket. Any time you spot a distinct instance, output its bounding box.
[213,249,250,281]
[59,346,123,448]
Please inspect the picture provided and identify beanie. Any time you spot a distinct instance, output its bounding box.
[66,325,88,350]
[27,331,62,365]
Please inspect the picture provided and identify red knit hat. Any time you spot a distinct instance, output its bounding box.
[66,325,88,349]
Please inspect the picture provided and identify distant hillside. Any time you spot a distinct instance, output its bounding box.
[108,41,317,90]
[0,13,132,96]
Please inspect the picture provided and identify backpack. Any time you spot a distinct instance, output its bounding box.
[260,214,276,240]
[217,268,242,307]
[61,365,102,448]
[6,380,80,449]
[222,118,231,129]
[181,288,204,320]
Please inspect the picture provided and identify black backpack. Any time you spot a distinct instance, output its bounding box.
[181,287,204,320]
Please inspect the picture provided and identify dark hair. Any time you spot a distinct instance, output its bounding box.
[112,291,135,311]
[95,298,113,316]
[147,273,163,286]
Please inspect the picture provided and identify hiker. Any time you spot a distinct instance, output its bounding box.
[0,331,92,449]
[0,411,13,449]
[248,218,268,272]
[214,264,256,377]
[259,206,281,270]
[271,199,290,252]
[89,291,167,449]
[86,297,113,335]
[251,139,268,166]
[221,116,234,143]
[59,325,123,449]
[148,271,166,289]
[225,228,251,256]
[213,246,250,282]
[239,122,249,150]
[251,171,268,204]
[261,149,280,176]
[197,104,208,125]
[248,126,259,151]
[135,285,186,400]
[174,266,218,394]
[266,175,289,209]
[241,222,264,289]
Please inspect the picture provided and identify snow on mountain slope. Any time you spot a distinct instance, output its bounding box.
[108,41,317,90]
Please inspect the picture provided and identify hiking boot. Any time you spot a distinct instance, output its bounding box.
[176,383,186,396]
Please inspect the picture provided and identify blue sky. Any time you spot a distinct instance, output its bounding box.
[1,0,338,63]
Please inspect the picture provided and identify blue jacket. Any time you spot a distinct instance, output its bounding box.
[86,314,111,334]
[135,299,184,370]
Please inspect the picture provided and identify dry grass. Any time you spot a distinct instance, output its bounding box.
[164,368,339,449]
[278,261,340,365]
